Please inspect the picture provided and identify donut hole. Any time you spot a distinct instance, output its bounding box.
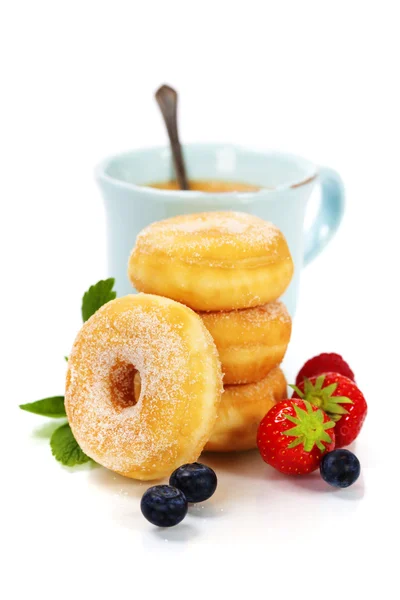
[109,360,138,410]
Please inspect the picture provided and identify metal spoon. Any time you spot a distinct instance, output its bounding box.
[155,84,190,190]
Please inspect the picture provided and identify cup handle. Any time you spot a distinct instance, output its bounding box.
[303,166,345,266]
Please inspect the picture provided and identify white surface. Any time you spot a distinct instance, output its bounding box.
[1,1,399,599]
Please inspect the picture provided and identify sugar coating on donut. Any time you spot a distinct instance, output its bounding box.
[65,295,222,478]
[67,306,185,466]
[199,302,292,351]
[245,302,291,323]
[164,214,253,235]
[200,301,291,328]
[133,211,283,265]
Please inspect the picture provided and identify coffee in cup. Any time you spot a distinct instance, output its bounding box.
[146,180,260,193]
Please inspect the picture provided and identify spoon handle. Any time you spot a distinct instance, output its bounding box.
[155,84,190,191]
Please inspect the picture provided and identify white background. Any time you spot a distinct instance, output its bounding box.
[1,1,399,599]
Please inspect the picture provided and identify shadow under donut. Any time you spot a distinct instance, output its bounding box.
[87,464,155,499]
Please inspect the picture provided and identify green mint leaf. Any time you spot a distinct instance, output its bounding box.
[81,278,116,322]
[50,423,91,466]
[20,397,66,418]
[64,356,68,361]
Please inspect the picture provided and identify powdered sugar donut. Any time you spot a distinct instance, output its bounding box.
[200,301,291,385]
[128,211,294,311]
[65,294,222,480]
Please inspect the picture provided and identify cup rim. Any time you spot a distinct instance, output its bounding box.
[95,143,318,197]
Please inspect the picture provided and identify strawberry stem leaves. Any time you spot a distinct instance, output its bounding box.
[283,400,335,452]
[290,376,353,423]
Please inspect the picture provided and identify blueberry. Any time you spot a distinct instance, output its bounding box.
[140,485,188,527]
[320,449,361,488]
[169,462,217,503]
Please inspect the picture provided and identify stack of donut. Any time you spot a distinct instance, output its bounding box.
[65,211,294,480]
[128,211,294,453]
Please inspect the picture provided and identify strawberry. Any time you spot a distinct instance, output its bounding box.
[291,373,367,448]
[295,353,355,386]
[257,399,335,475]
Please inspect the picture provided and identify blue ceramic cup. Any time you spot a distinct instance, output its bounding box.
[96,144,344,315]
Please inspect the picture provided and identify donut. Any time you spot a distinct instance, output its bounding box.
[65,294,222,480]
[133,367,287,453]
[205,368,288,452]
[128,211,294,311]
[199,301,291,385]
